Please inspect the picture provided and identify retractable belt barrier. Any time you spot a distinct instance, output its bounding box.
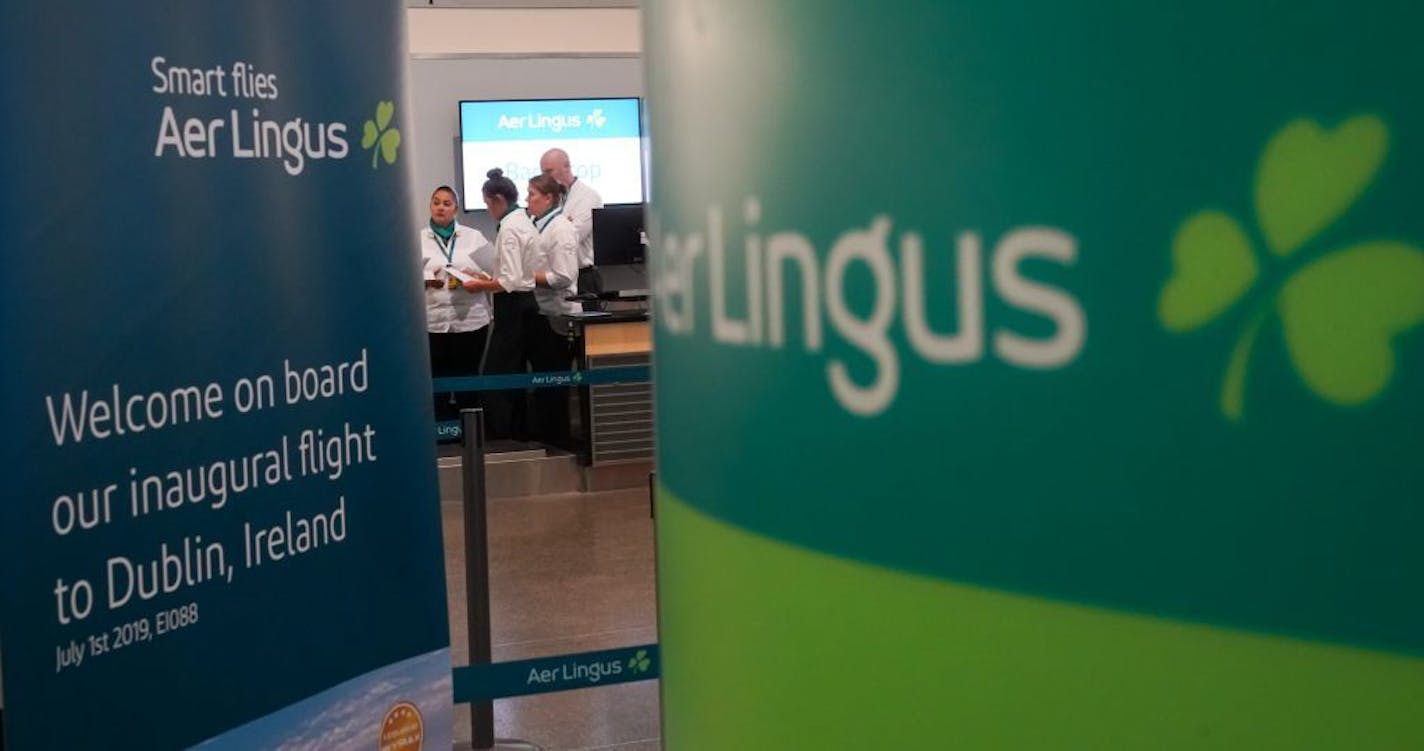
[452,644,660,703]
[451,408,659,750]
[432,365,651,393]
[432,365,651,441]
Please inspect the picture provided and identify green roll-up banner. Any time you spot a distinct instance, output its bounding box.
[647,1,1424,747]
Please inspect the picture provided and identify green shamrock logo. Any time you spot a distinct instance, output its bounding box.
[628,649,651,673]
[1158,113,1424,420]
[571,371,584,384]
[361,100,401,169]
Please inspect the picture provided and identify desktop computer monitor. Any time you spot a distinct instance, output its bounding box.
[592,205,645,266]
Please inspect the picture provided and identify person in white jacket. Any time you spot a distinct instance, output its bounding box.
[540,148,604,305]
[420,185,493,423]
[527,173,581,320]
[462,168,539,440]
[525,173,581,443]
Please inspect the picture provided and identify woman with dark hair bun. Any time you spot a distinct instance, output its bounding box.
[420,184,493,424]
[462,168,539,440]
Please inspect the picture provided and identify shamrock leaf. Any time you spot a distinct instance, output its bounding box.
[1255,114,1387,257]
[380,128,401,165]
[1158,210,1259,332]
[376,100,395,130]
[1165,112,1416,422]
[361,101,401,168]
[1278,242,1424,405]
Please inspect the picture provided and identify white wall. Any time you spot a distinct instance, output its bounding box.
[402,6,644,235]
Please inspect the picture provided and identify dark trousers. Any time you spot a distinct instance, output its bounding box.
[578,266,603,310]
[483,291,536,441]
[526,311,574,445]
[429,329,488,422]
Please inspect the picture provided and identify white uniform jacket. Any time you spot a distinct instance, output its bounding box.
[532,208,581,317]
[421,221,494,333]
[561,178,604,268]
[493,209,539,293]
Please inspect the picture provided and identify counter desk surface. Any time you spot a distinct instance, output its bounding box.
[563,312,650,358]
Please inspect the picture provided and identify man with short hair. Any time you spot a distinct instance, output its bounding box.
[540,148,605,303]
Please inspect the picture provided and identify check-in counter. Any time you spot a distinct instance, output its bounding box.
[565,312,652,466]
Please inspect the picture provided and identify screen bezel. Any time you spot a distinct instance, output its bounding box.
[456,96,646,212]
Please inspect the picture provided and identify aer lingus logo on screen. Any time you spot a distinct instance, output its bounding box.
[361,100,401,169]
[1157,114,1424,420]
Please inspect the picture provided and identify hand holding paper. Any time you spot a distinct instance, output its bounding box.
[444,265,478,285]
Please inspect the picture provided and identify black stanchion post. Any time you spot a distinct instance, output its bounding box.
[460,408,495,751]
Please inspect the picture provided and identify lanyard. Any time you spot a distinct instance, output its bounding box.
[433,229,456,263]
[534,208,563,233]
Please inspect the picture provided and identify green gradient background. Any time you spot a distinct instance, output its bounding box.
[657,490,1424,748]
[647,0,1424,746]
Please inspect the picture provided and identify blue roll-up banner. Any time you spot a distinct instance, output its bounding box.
[0,3,452,749]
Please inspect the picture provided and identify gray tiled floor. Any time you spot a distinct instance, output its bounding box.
[441,484,660,750]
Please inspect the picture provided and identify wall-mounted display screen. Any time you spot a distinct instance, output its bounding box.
[458,97,644,211]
